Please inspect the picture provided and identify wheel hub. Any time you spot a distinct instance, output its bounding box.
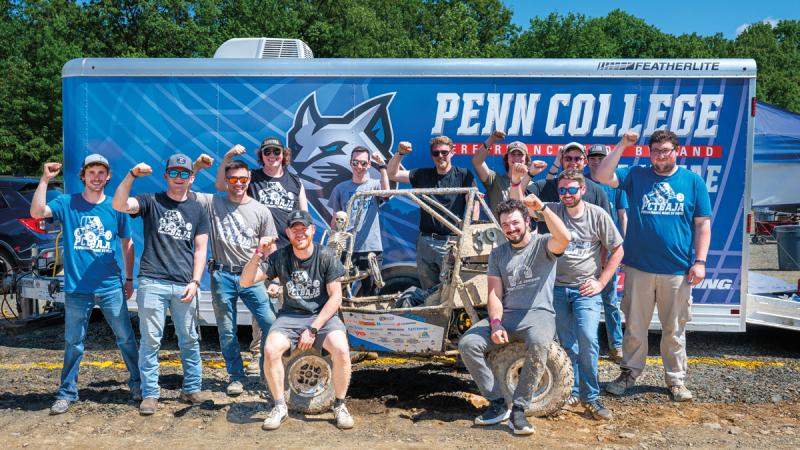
[287,355,331,398]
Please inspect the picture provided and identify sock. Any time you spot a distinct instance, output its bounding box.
[334,398,346,409]
[274,398,286,408]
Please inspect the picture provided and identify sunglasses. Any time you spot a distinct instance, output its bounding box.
[167,170,191,179]
[261,147,282,157]
[226,176,250,184]
[431,150,450,157]
[350,160,370,168]
[562,156,585,163]
[558,187,580,195]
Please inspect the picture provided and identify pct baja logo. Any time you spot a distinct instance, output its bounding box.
[73,216,113,252]
[287,92,396,223]
[158,210,193,240]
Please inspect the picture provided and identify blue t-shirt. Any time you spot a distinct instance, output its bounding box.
[328,178,384,253]
[587,172,629,231]
[48,194,131,294]
[616,166,711,274]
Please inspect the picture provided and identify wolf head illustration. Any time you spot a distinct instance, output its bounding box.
[287,92,395,223]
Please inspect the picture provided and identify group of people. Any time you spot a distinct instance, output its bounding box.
[31,125,710,436]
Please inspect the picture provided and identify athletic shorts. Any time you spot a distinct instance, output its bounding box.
[268,314,347,351]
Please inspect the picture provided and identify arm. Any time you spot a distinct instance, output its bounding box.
[687,216,711,286]
[180,233,209,302]
[471,131,505,183]
[240,238,276,287]
[596,131,639,188]
[487,275,509,344]
[617,208,628,238]
[121,237,135,299]
[193,153,214,173]
[545,152,561,180]
[371,152,391,191]
[523,194,570,254]
[112,163,152,214]
[297,184,308,211]
[507,163,531,201]
[30,163,61,219]
[216,145,245,192]
[387,141,412,184]
[581,244,624,297]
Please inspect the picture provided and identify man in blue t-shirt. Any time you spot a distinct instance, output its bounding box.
[595,130,712,402]
[30,154,140,415]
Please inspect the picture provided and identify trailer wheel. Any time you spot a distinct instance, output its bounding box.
[487,341,573,417]
[283,349,335,414]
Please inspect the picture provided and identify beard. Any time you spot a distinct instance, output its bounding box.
[292,237,311,250]
[505,230,527,245]
[652,160,676,175]
[563,197,582,209]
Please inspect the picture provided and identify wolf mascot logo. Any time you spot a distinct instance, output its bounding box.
[287,92,395,223]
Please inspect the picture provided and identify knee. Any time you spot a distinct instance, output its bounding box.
[458,334,483,356]
[329,343,350,362]
[264,339,286,362]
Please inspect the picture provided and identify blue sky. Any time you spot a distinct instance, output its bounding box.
[503,0,797,38]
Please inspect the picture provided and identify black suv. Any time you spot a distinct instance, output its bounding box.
[0,177,62,280]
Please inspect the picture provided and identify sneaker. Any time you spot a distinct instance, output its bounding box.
[226,381,244,396]
[609,347,624,364]
[669,385,693,402]
[565,395,579,408]
[49,399,70,415]
[245,356,260,376]
[507,406,534,435]
[262,403,288,430]
[606,369,636,396]
[333,403,354,429]
[139,397,157,416]
[179,391,212,405]
[131,386,143,402]
[583,399,613,420]
[474,398,510,426]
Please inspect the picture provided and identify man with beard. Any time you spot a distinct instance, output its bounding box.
[240,210,353,431]
[549,169,624,420]
[595,130,711,402]
[458,198,570,435]
[387,136,479,289]
[31,155,140,414]
[113,154,211,415]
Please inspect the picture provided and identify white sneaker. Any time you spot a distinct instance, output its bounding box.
[669,385,693,402]
[333,403,354,429]
[262,403,288,430]
[226,380,244,396]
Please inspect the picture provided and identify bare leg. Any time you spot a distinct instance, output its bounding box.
[322,330,351,399]
[263,332,291,401]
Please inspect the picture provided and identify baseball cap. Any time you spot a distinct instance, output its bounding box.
[83,153,109,169]
[258,137,284,152]
[562,142,587,156]
[166,153,193,171]
[587,144,609,157]
[507,141,528,154]
[287,210,313,227]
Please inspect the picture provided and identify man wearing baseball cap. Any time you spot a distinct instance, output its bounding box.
[31,154,140,414]
[241,209,354,431]
[112,153,211,415]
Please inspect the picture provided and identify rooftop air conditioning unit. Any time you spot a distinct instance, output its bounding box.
[213,38,314,59]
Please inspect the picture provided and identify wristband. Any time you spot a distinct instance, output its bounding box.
[377,165,387,170]
[536,203,548,213]
[694,259,706,265]
[125,278,133,282]
[129,169,138,178]
[490,318,502,329]
[510,181,521,188]
[254,249,266,258]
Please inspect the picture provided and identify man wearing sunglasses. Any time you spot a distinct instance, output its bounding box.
[192,158,279,396]
[595,130,711,403]
[112,153,211,415]
[328,146,390,296]
[387,135,479,289]
[548,169,624,421]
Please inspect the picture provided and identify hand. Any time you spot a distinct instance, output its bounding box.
[687,263,706,286]
[522,193,544,212]
[123,280,134,300]
[258,236,278,254]
[371,152,386,165]
[620,130,639,148]
[510,163,528,183]
[487,130,506,144]
[131,163,153,177]
[529,160,548,176]
[298,328,316,351]
[266,283,281,297]
[397,141,412,155]
[193,153,214,170]
[579,279,604,297]
[180,282,198,302]
[490,326,509,345]
[42,162,62,180]
[224,144,246,160]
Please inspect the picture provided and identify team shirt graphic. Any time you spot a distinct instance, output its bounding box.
[73,216,113,253]
[257,182,296,211]
[157,209,193,240]
[286,270,321,300]
[217,212,257,248]
[641,182,686,216]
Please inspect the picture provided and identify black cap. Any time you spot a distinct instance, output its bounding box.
[258,137,284,152]
[287,210,313,227]
[587,144,609,157]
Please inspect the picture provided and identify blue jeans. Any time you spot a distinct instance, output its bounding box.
[554,286,602,403]
[602,273,623,350]
[57,289,140,401]
[210,270,276,382]
[136,277,202,399]
[416,234,455,289]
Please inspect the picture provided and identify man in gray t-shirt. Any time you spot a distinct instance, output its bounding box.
[195,158,279,396]
[458,197,571,435]
[550,169,624,421]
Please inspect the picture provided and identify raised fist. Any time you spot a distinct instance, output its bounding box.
[42,162,62,180]
[523,193,544,212]
[131,163,153,177]
[371,152,386,165]
[397,141,413,155]
[621,130,639,147]
[488,130,506,143]
[225,144,246,160]
[511,162,528,183]
[194,153,214,170]
[529,160,548,176]
[258,235,278,253]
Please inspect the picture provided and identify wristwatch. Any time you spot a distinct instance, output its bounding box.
[307,326,319,336]
[377,165,387,170]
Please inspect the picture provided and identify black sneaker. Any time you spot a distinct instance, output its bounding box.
[474,398,509,425]
[507,406,534,435]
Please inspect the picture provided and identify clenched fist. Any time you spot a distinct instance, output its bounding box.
[511,162,529,183]
[42,162,62,180]
[397,141,413,155]
[194,153,214,170]
[620,130,639,147]
[130,163,153,178]
[529,160,548,176]
[523,193,544,212]
[487,130,506,144]
[371,152,386,165]
[225,144,246,160]
[258,236,278,253]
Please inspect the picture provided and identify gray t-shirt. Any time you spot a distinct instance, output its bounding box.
[549,202,623,287]
[487,233,558,314]
[197,193,277,267]
[480,169,511,219]
[328,178,383,253]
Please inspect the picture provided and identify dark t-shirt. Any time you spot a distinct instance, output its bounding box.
[263,245,345,316]
[133,192,210,284]
[248,169,303,248]
[409,167,476,235]
[526,177,611,233]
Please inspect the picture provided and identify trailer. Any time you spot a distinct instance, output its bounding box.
[13,38,785,332]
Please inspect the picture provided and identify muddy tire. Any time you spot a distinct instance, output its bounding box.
[283,349,335,414]
[487,341,573,417]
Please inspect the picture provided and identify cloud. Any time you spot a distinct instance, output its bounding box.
[736,17,779,36]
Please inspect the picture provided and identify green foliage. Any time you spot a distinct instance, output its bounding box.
[0,1,798,175]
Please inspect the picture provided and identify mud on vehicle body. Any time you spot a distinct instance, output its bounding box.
[282,187,573,415]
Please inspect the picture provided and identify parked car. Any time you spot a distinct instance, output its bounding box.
[0,177,62,281]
